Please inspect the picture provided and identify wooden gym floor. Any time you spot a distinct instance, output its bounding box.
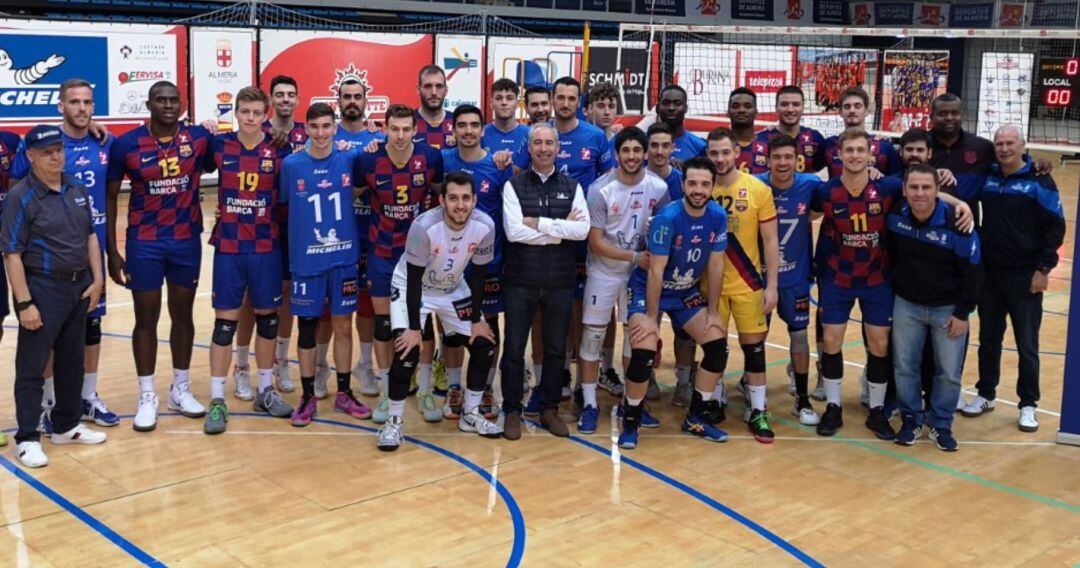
[0,152,1076,567]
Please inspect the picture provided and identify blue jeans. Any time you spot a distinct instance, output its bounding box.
[892,296,965,430]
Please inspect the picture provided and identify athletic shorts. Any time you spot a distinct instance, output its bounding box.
[389,277,473,337]
[366,253,400,298]
[212,251,283,310]
[482,262,504,315]
[125,237,202,292]
[357,238,369,293]
[776,282,811,330]
[582,272,629,326]
[819,278,894,327]
[718,289,768,334]
[357,289,374,318]
[627,281,706,331]
[290,264,359,318]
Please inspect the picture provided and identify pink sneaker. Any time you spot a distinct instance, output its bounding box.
[334,390,373,420]
[291,395,317,427]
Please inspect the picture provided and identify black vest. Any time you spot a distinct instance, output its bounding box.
[503,169,579,288]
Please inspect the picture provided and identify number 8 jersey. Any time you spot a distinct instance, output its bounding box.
[280,147,361,277]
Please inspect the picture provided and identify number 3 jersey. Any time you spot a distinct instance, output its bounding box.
[585,170,671,279]
[208,132,288,253]
[280,147,361,277]
[356,144,443,261]
[396,207,495,294]
[107,124,213,241]
[711,171,777,295]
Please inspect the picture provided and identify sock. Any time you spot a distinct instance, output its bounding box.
[275,337,289,364]
[712,381,724,400]
[824,378,842,406]
[675,365,692,387]
[172,369,189,388]
[868,382,887,409]
[389,399,405,417]
[625,395,644,407]
[794,371,809,399]
[316,343,329,367]
[582,382,598,408]
[696,388,714,401]
[337,372,350,393]
[748,384,766,411]
[82,372,98,400]
[43,377,55,408]
[301,376,315,398]
[418,363,433,393]
[486,367,496,387]
[359,341,373,369]
[236,345,250,368]
[464,388,483,414]
[138,375,155,394]
[258,368,273,390]
[601,348,615,373]
[211,376,226,399]
[447,367,462,388]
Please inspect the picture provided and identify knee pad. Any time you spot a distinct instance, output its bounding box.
[442,332,468,348]
[578,325,606,362]
[788,328,810,355]
[85,317,102,346]
[211,318,238,347]
[255,313,279,340]
[700,338,729,374]
[626,348,656,383]
[297,317,319,349]
[374,315,392,342]
[821,351,844,380]
[467,336,496,359]
[486,316,500,346]
[741,341,766,374]
[421,315,435,341]
[866,354,888,384]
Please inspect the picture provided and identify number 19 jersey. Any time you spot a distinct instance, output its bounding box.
[280,148,361,277]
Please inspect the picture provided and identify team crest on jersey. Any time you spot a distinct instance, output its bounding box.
[804,145,814,157]
[610,201,621,215]
[480,179,491,193]
[581,148,592,160]
[99,151,108,165]
[296,179,305,192]
[446,134,456,147]
[735,199,748,212]
[868,203,882,215]
[179,144,193,158]
[738,188,748,198]
[965,150,977,164]
[797,203,807,215]
[178,132,191,144]
[341,173,351,187]
[755,154,767,166]
[709,231,717,243]
[674,235,683,247]
[261,159,274,173]
[412,173,426,186]
[691,234,702,244]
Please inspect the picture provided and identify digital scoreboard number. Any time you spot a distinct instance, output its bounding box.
[1038,57,1078,107]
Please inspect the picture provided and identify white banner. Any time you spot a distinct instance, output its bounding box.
[190,27,255,131]
[435,34,484,113]
[673,43,793,116]
[977,53,1034,141]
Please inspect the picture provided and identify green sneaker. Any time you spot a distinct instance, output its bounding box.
[432,357,449,395]
[0,431,7,446]
[204,398,228,435]
[372,392,390,424]
[417,391,443,423]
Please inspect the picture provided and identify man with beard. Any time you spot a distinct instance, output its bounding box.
[750,86,826,174]
[657,85,706,163]
[822,87,901,178]
[524,86,552,124]
[415,65,455,150]
[926,94,994,209]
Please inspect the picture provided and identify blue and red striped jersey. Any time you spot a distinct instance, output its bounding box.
[262,119,308,155]
[414,111,455,150]
[739,138,770,174]
[0,131,21,212]
[107,124,213,241]
[750,126,826,174]
[355,143,443,260]
[822,135,901,178]
[812,176,902,288]
[209,132,288,254]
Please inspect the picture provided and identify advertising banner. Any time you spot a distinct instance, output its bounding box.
[436,34,485,113]
[190,27,256,131]
[975,53,1033,141]
[586,40,654,114]
[673,43,793,116]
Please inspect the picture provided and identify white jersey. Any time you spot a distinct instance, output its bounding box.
[585,170,671,279]
[394,207,496,294]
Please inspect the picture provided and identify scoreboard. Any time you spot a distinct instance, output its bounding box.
[1038,57,1078,107]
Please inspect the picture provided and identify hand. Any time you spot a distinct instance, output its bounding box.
[628,315,658,345]
[45,54,66,69]
[937,168,957,187]
[88,121,110,143]
[762,286,778,314]
[1030,270,1049,293]
[270,126,289,148]
[523,217,539,230]
[610,123,625,135]
[703,312,726,337]
[470,320,496,345]
[363,139,381,153]
[214,205,222,220]
[107,252,130,287]
[18,304,42,331]
[493,149,513,170]
[1034,158,1054,176]
[567,208,585,222]
[946,316,968,338]
[201,118,220,133]
[394,328,422,357]
[954,202,974,233]
[82,280,103,313]
[366,121,380,133]
[635,251,651,270]
[867,166,884,181]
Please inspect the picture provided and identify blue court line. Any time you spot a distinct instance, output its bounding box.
[0,454,166,567]
[523,420,822,567]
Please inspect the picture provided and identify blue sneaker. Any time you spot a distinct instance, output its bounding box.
[681,413,728,442]
[82,395,120,427]
[895,417,922,446]
[930,427,959,452]
[578,405,599,434]
[617,404,661,429]
[618,410,640,449]
[523,389,542,417]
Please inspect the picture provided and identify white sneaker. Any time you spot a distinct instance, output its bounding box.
[52,423,107,445]
[358,367,379,396]
[793,404,821,426]
[16,441,48,468]
[786,364,796,396]
[274,361,296,392]
[956,393,968,412]
[859,371,869,408]
[811,375,826,401]
[167,383,206,418]
[459,408,503,438]
[377,415,404,451]
[133,392,159,432]
[314,364,330,399]
[1018,406,1039,432]
[960,395,995,418]
[232,366,254,401]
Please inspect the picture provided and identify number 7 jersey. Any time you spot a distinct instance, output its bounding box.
[280,147,361,277]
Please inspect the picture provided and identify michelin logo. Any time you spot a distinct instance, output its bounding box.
[0,50,65,86]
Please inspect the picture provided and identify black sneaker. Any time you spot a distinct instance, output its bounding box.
[929,427,959,452]
[865,406,896,440]
[700,398,726,425]
[561,369,573,401]
[747,409,775,444]
[816,403,843,436]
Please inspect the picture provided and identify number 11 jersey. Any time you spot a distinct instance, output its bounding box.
[280,147,361,277]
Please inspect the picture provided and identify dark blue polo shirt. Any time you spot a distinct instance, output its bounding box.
[0,172,94,274]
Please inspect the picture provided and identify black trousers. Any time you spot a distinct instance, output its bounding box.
[977,269,1043,408]
[14,274,89,443]
[500,284,573,414]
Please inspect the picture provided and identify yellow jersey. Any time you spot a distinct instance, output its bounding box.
[711,171,776,296]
